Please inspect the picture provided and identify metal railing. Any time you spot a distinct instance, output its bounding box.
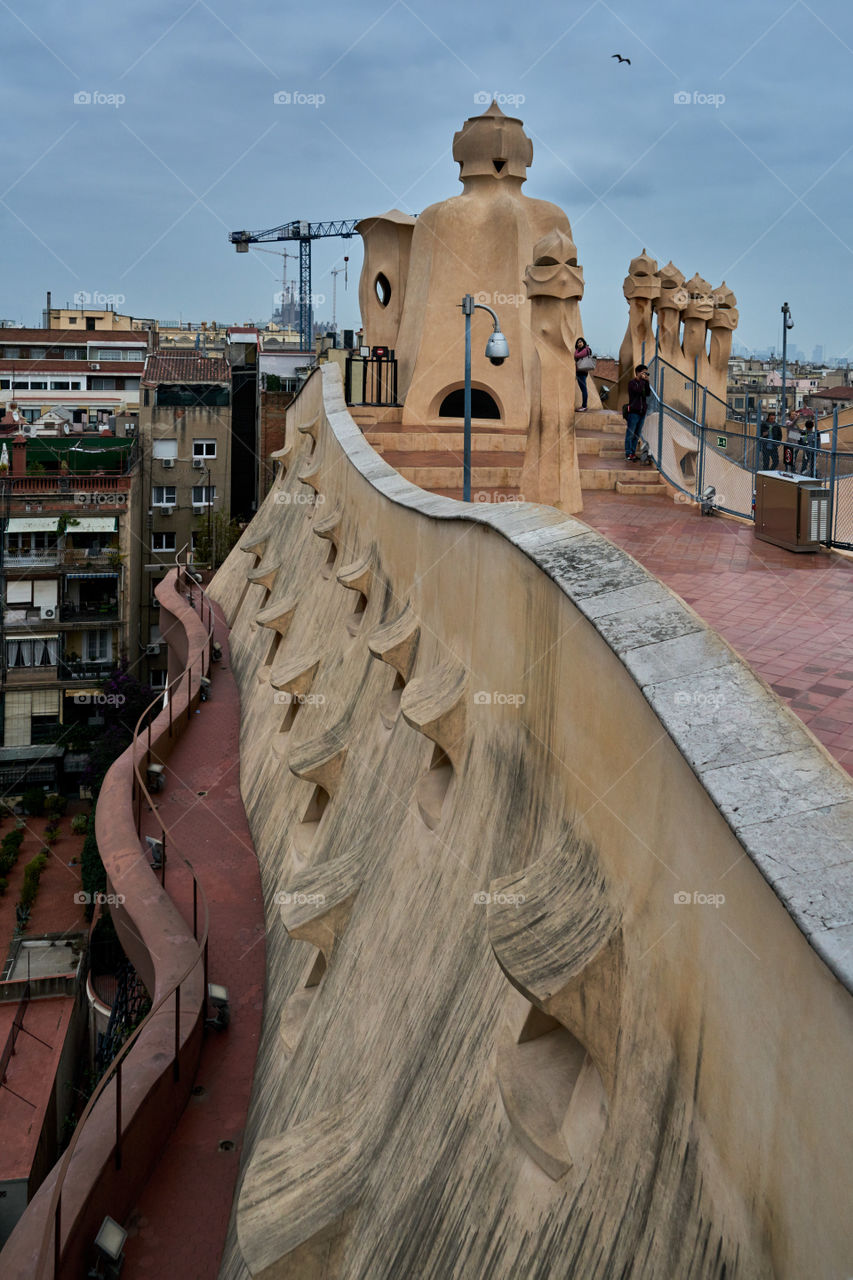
[0,981,30,1083]
[344,353,399,407]
[29,566,216,1280]
[644,355,853,549]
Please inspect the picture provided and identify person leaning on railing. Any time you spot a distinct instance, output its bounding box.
[625,364,650,461]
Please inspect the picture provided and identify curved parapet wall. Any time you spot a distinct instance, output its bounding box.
[1,569,211,1280]
[212,365,853,1280]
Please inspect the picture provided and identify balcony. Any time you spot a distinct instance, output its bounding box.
[58,660,115,682]
[59,601,119,625]
[3,548,61,569]
[2,547,121,572]
[4,666,59,687]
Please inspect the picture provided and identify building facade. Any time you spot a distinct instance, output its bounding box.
[0,329,148,426]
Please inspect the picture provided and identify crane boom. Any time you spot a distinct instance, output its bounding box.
[229,219,360,350]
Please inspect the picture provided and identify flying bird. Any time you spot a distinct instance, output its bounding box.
[612,54,631,64]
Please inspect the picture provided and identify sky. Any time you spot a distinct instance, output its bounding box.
[1,0,852,359]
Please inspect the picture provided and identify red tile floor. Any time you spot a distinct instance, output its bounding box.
[581,491,853,774]
[121,601,266,1279]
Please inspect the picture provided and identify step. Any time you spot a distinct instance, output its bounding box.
[365,431,527,454]
[575,435,625,456]
[615,480,664,495]
[398,465,523,489]
[579,465,661,491]
[347,406,403,426]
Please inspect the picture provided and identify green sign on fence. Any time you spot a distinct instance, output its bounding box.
[717,436,727,448]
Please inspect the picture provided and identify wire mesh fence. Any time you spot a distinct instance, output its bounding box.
[642,355,853,547]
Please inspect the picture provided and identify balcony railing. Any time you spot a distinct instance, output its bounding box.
[58,661,115,682]
[4,666,59,687]
[3,548,121,570]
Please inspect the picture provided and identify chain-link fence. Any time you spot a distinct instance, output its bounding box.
[642,356,853,548]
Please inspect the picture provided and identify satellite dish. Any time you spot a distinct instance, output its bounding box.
[63,423,70,435]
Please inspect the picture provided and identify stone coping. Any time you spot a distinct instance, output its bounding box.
[300,363,853,991]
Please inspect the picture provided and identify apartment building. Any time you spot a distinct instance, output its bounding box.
[0,328,148,426]
[0,435,140,792]
[137,352,230,687]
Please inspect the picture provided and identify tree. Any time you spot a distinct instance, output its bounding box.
[193,510,241,569]
[65,661,155,797]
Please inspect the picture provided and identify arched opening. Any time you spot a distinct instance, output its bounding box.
[439,389,501,420]
[374,273,391,308]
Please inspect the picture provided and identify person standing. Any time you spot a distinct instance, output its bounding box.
[625,363,650,460]
[786,420,801,471]
[800,421,817,476]
[760,412,780,469]
[573,336,593,413]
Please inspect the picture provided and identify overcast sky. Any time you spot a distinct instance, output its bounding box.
[1,0,851,358]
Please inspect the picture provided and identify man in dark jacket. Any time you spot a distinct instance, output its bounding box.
[760,412,781,469]
[625,364,650,460]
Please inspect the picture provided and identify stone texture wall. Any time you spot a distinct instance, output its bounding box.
[210,365,853,1280]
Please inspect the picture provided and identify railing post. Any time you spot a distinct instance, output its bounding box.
[657,369,664,466]
[692,354,698,421]
[697,389,708,502]
[827,407,839,547]
[173,984,181,1082]
[193,878,198,940]
[187,661,192,725]
[115,1060,122,1170]
[204,938,209,1022]
[169,688,173,737]
[54,1193,61,1277]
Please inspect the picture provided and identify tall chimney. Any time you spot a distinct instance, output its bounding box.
[44,290,52,329]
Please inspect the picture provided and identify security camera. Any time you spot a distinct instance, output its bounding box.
[485,330,509,366]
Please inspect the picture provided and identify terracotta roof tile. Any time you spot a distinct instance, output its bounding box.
[142,353,231,386]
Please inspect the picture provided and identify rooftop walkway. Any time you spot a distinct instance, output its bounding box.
[581,490,853,774]
[120,599,265,1278]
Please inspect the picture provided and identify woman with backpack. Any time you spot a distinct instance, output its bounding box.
[574,337,595,412]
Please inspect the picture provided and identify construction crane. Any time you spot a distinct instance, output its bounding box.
[229,219,359,351]
[330,258,349,331]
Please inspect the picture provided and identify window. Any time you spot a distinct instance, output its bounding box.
[70,382,82,391]
[30,381,47,390]
[192,485,216,506]
[149,669,168,689]
[193,439,216,458]
[152,438,178,460]
[152,532,176,552]
[86,317,96,330]
[51,381,70,391]
[0,379,9,390]
[68,317,77,324]
[84,630,111,662]
[90,377,116,391]
[63,348,85,360]
[152,486,176,506]
[149,623,162,644]
[29,348,46,359]
[13,381,28,390]
[4,348,19,359]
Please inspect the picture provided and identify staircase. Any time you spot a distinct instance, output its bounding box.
[576,410,664,496]
[352,408,525,501]
[348,406,663,502]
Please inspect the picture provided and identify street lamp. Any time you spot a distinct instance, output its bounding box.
[780,301,794,426]
[460,294,509,502]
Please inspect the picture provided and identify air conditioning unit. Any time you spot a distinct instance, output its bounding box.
[192,457,204,469]
[89,362,100,370]
[192,505,205,516]
[161,506,174,517]
[43,608,55,619]
[146,643,161,656]
[161,457,175,469]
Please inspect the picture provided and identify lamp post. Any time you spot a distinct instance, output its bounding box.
[780,301,794,427]
[459,294,509,502]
